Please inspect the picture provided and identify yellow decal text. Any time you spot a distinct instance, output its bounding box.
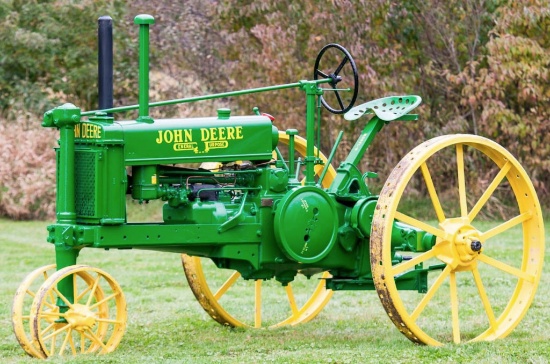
[74,123,102,139]
[200,126,243,141]
[155,126,244,153]
[155,129,193,144]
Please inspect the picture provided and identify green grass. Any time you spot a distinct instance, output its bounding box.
[1,219,549,363]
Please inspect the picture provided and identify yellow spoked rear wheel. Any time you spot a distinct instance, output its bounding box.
[30,265,127,357]
[371,134,544,345]
[12,264,56,358]
[181,131,335,328]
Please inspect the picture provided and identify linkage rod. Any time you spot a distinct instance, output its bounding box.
[82,80,331,117]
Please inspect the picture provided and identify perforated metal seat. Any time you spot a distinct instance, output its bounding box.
[344,95,422,121]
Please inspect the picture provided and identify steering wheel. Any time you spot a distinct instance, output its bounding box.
[313,43,359,114]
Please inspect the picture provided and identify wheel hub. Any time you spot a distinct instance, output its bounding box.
[437,218,483,271]
[65,304,97,332]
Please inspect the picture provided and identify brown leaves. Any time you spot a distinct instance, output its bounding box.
[0,120,57,220]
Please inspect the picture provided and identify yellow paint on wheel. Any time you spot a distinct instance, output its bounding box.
[371,134,544,345]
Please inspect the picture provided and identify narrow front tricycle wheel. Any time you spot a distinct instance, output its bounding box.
[12,265,56,358]
[30,265,127,357]
[371,134,544,345]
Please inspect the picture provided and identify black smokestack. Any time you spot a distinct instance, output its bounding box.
[98,16,113,115]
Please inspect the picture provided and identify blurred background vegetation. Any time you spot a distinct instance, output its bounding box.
[0,0,548,220]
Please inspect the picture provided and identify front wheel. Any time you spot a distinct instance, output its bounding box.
[371,134,544,345]
[30,265,127,357]
[12,265,56,358]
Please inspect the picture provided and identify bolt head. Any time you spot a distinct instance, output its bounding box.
[471,240,482,252]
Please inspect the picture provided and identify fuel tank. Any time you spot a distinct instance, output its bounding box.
[75,110,279,165]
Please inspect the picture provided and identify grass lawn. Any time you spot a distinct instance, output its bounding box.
[1,218,549,364]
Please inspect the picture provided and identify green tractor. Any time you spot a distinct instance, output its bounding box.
[12,14,544,358]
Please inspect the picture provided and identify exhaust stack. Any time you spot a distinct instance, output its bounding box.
[98,16,113,115]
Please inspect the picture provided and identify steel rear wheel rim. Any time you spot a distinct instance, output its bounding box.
[371,134,544,345]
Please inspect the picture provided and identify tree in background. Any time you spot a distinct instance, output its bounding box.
[0,0,548,219]
[466,0,550,195]
[213,0,548,200]
[0,0,128,115]
[211,0,497,184]
[0,0,128,219]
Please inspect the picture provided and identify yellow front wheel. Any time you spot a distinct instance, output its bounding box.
[30,265,127,357]
[371,134,544,345]
[181,131,335,328]
[12,265,56,358]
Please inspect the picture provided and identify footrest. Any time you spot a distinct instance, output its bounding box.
[344,95,422,121]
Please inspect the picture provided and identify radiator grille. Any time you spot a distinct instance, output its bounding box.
[75,151,96,217]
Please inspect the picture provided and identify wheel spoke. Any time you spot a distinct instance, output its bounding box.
[89,292,119,310]
[49,330,56,356]
[58,327,72,356]
[420,162,446,222]
[83,329,108,352]
[477,254,535,282]
[76,284,93,302]
[254,280,262,328]
[285,284,299,316]
[73,275,79,304]
[316,69,329,78]
[480,211,533,241]
[394,211,448,240]
[52,287,74,309]
[38,311,66,319]
[411,265,451,321]
[42,300,57,311]
[391,248,438,276]
[456,144,468,218]
[68,331,77,355]
[25,289,36,298]
[42,323,71,342]
[471,267,497,332]
[48,290,57,308]
[449,272,460,344]
[86,274,101,306]
[333,90,344,110]
[213,271,241,300]
[334,55,349,76]
[95,317,124,324]
[468,162,511,222]
[40,322,56,337]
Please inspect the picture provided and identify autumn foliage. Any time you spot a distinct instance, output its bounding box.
[0,0,548,219]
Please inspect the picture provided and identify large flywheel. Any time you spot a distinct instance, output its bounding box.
[371,134,544,345]
[181,131,336,328]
